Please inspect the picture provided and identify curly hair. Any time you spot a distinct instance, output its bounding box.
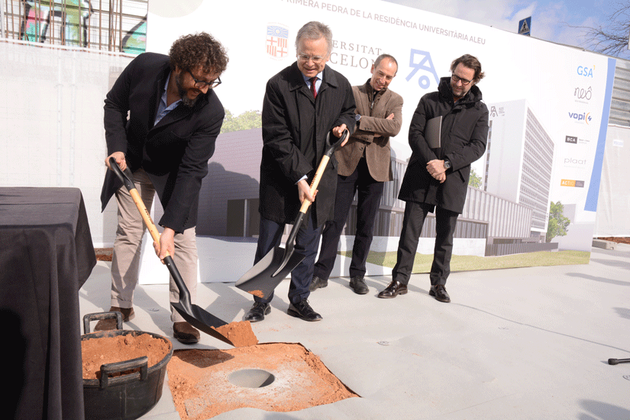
[450,54,485,83]
[169,32,229,76]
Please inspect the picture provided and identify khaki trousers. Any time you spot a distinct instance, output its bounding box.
[110,168,197,323]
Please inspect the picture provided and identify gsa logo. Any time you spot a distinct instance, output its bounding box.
[568,111,592,124]
[406,50,439,89]
[577,66,594,78]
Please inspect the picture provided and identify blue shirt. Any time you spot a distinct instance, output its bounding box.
[154,72,181,126]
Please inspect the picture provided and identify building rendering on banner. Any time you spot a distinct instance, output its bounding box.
[484,100,555,241]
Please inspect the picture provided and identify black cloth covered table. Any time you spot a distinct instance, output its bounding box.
[0,187,96,420]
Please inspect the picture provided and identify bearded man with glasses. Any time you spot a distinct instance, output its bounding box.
[378,54,488,304]
[97,32,228,344]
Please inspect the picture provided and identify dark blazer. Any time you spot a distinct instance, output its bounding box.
[399,77,488,214]
[337,80,403,182]
[259,62,356,228]
[100,52,224,233]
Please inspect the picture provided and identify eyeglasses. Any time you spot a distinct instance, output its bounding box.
[188,70,221,89]
[297,54,327,64]
[451,73,472,86]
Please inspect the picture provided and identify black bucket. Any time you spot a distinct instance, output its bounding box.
[82,312,174,420]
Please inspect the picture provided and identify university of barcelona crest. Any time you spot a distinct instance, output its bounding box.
[266,24,289,59]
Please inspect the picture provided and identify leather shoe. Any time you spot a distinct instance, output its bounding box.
[377,280,408,299]
[287,299,322,322]
[244,301,271,322]
[94,306,135,331]
[173,322,200,344]
[349,276,369,295]
[309,276,328,291]
[429,285,451,303]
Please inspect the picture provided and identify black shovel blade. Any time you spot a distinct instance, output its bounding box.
[171,302,235,346]
[235,246,305,299]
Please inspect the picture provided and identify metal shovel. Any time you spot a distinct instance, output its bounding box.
[108,157,235,346]
[235,130,349,299]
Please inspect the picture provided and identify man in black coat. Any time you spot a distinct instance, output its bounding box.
[244,21,356,322]
[97,33,228,344]
[378,54,488,303]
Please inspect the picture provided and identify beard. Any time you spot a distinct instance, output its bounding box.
[175,72,200,108]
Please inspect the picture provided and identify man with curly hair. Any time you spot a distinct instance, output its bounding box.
[97,32,228,344]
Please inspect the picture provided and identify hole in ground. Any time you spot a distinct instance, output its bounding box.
[228,368,275,388]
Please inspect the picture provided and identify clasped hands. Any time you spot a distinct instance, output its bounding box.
[426,159,447,184]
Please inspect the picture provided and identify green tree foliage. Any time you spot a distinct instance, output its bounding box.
[468,167,482,188]
[221,110,262,133]
[546,201,571,243]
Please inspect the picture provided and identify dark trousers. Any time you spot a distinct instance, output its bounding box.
[254,210,322,305]
[314,158,384,280]
[392,201,459,286]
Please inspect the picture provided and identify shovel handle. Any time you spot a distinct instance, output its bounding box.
[108,158,163,250]
[299,129,349,214]
[108,158,193,304]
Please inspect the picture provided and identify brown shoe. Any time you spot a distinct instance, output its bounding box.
[94,306,135,331]
[377,280,408,299]
[173,322,200,344]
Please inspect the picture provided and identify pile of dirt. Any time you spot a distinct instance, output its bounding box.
[167,343,358,419]
[213,321,258,347]
[82,333,171,380]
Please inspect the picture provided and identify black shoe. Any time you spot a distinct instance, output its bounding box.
[309,276,328,291]
[287,299,322,322]
[349,276,369,295]
[429,285,451,303]
[377,280,408,299]
[244,302,271,322]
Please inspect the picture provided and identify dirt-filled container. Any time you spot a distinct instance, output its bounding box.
[82,312,173,420]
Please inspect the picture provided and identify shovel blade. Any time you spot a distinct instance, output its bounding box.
[171,302,235,346]
[235,246,305,299]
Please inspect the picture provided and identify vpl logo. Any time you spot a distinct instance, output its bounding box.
[577,66,594,78]
[406,50,439,89]
[568,111,592,124]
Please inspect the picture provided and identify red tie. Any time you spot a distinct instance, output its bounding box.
[310,77,317,98]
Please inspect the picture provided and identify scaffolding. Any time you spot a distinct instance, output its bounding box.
[0,0,147,53]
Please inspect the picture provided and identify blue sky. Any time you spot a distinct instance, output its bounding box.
[384,0,621,56]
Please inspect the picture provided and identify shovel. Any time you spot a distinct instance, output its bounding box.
[108,157,235,346]
[235,129,349,299]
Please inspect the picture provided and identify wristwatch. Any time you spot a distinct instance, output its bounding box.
[355,114,361,122]
[444,160,452,170]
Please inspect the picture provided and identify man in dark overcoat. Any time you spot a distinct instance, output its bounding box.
[244,21,356,322]
[378,54,488,303]
[97,33,228,344]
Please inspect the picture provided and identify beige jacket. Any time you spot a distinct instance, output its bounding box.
[335,81,403,182]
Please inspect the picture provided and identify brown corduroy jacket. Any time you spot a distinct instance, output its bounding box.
[335,80,403,182]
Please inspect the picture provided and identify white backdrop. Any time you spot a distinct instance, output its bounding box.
[147,0,615,252]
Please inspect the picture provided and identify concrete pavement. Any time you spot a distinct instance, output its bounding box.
[79,242,630,419]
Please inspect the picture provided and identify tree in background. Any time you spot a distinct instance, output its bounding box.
[468,167,482,188]
[581,2,630,59]
[546,201,571,243]
[221,110,262,133]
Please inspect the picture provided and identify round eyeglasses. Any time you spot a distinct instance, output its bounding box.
[188,70,222,89]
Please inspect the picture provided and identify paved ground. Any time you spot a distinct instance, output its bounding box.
[79,242,630,419]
